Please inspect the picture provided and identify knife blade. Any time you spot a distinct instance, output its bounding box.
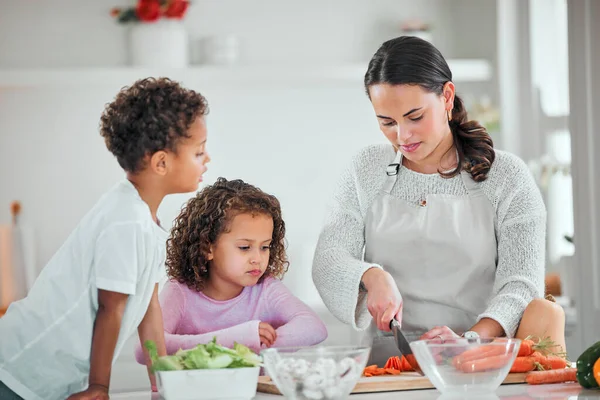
[389,318,424,376]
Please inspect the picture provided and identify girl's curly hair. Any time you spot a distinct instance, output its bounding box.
[166,177,289,292]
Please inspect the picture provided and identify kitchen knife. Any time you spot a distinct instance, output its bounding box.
[389,318,424,376]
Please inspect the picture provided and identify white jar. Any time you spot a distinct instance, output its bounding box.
[129,19,189,68]
[203,34,240,65]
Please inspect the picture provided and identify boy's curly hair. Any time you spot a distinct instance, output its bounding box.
[99,77,209,173]
[166,177,289,292]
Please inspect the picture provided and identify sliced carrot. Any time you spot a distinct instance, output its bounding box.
[383,358,391,369]
[525,368,577,385]
[384,368,401,375]
[461,354,513,373]
[363,362,404,377]
[394,356,403,371]
[382,356,403,371]
[401,356,413,371]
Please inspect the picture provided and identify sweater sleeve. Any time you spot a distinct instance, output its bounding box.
[134,281,262,363]
[477,154,546,337]
[263,279,328,347]
[162,322,262,355]
[312,152,383,331]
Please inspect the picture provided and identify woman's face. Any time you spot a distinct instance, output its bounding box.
[368,83,455,166]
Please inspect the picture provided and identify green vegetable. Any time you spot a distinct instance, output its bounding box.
[144,337,262,372]
[145,340,184,372]
[576,340,600,388]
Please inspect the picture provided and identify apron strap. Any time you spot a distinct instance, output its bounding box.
[384,150,481,195]
[459,169,481,195]
[383,150,403,194]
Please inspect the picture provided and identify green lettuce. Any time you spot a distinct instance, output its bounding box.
[144,337,262,371]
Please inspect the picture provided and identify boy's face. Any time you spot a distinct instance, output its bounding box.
[168,116,210,193]
[207,212,273,291]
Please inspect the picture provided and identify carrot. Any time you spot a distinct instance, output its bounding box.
[525,368,577,385]
[383,356,400,371]
[518,339,535,357]
[453,345,508,369]
[510,356,538,373]
[461,354,513,373]
[383,358,391,369]
[509,350,568,373]
[544,355,568,370]
[363,362,403,377]
[401,356,413,371]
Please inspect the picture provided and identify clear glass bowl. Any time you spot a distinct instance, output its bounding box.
[409,337,521,396]
[261,345,371,400]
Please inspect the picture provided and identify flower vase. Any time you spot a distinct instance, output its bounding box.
[129,19,189,68]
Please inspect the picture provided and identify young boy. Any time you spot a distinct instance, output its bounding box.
[0,77,211,400]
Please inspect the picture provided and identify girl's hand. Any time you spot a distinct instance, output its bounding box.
[362,268,403,332]
[259,322,277,347]
[67,384,109,400]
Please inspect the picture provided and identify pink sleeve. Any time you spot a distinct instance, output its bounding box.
[265,279,328,348]
[162,321,262,354]
[135,281,263,364]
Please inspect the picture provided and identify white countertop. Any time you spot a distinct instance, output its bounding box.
[111,382,600,400]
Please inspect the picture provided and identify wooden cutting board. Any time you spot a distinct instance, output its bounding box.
[257,372,527,394]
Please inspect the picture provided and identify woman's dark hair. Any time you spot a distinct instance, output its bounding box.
[364,36,495,182]
[100,77,209,173]
[166,177,289,292]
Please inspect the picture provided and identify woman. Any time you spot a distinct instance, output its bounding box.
[312,36,565,366]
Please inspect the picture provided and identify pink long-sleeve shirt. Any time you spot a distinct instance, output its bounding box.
[135,277,328,363]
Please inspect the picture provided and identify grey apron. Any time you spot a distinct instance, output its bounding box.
[362,150,498,366]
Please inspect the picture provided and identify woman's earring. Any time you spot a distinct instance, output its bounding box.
[199,266,208,274]
[447,110,452,122]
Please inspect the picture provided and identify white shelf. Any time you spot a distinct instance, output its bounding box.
[0,60,492,89]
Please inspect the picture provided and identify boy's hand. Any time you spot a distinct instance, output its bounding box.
[138,284,167,392]
[67,384,109,400]
[259,322,277,347]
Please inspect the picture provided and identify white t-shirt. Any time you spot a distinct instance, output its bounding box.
[0,179,169,400]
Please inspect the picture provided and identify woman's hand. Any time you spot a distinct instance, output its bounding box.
[420,326,461,343]
[361,268,403,332]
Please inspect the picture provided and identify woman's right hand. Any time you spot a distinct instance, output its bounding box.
[362,267,403,332]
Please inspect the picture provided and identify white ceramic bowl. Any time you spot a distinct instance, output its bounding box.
[156,367,260,400]
[409,337,521,396]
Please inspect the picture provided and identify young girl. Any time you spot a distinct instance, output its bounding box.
[135,177,327,362]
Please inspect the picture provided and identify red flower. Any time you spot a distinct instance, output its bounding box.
[164,0,189,19]
[136,0,161,22]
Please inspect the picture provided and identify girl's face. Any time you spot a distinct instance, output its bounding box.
[207,212,273,294]
[368,83,454,167]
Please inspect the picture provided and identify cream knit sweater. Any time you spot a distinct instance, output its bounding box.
[312,144,546,338]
